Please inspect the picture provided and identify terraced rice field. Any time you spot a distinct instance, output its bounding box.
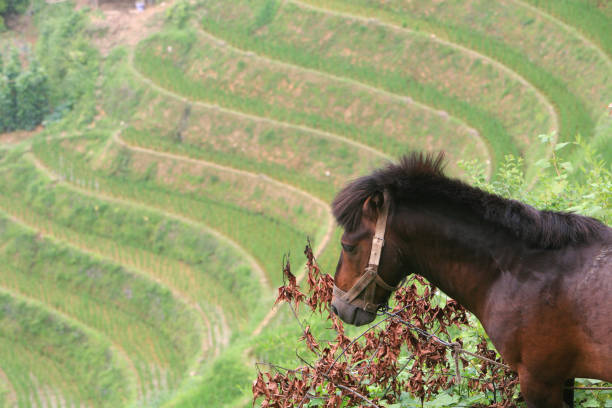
[0,0,609,406]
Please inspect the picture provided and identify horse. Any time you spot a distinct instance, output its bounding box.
[330,153,611,408]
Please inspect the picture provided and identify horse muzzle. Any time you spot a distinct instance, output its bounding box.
[331,285,377,326]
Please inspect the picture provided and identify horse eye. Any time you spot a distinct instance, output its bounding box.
[341,243,356,253]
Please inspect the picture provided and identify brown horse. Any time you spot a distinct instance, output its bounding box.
[330,153,611,408]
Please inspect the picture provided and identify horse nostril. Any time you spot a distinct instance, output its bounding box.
[331,305,338,316]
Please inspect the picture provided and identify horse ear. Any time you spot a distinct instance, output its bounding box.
[362,191,384,221]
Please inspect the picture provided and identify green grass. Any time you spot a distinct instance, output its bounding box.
[133,29,488,168]
[521,0,612,59]
[0,288,131,407]
[32,132,320,288]
[198,0,558,170]
[296,0,609,163]
[165,344,254,408]
[100,50,388,201]
[3,1,609,406]
[0,155,263,330]
[0,214,202,401]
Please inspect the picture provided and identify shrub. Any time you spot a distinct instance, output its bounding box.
[0,47,49,132]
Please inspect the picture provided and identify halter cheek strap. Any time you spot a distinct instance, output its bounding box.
[333,190,400,314]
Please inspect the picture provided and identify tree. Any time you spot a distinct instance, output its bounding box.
[0,75,11,132]
[15,58,49,129]
[1,48,20,131]
[0,0,29,31]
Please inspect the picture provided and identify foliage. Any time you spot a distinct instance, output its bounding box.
[15,58,49,129]
[0,47,49,132]
[0,0,29,30]
[296,0,605,164]
[521,0,612,59]
[460,133,611,224]
[35,6,99,126]
[0,74,11,130]
[0,288,130,407]
[165,0,192,29]
[257,139,611,407]
[250,0,279,33]
[256,246,521,407]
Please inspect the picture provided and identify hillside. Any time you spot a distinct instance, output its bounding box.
[0,0,610,406]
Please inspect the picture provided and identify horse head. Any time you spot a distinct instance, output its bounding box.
[330,189,405,326]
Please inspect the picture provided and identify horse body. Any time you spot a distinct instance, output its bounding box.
[330,153,611,407]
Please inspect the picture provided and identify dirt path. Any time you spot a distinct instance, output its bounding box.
[290,0,559,158]
[195,28,491,176]
[87,1,172,56]
[0,365,18,408]
[0,281,140,404]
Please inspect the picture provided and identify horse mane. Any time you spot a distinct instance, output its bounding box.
[332,152,608,249]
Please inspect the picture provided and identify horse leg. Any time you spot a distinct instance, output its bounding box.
[518,367,565,408]
[563,378,574,408]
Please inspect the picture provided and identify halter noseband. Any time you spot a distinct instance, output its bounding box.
[333,190,401,314]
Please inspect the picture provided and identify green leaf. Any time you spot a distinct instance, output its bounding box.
[429,392,459,406]
[554,142,571,151]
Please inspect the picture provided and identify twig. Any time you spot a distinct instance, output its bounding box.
[334,383,381,408]
[325,305,410,376]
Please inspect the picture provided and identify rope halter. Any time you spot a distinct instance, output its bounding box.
[333,190,401,314]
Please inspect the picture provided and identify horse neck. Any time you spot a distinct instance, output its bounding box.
[394,205,524,317]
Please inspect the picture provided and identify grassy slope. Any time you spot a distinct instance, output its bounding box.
[520,0,612,59]
[103,50,389,202]
[198,0,554,170]
[0,155,262,330]
[0,287,132,407]
[0,214,201,401]
[298,0,611,162]
[33,132,319,287]
[133,29,488,170]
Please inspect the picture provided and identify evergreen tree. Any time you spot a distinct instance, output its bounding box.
[5,47,19,81]
[0,74,11,132]
[1,48,20,131]
[15,57,48,129]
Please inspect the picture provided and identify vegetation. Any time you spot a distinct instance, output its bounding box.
[0,0,28,30]
[133,29,489,170]
[461,133,611,223]
[521,0,612,59]
[0,213,202,400]
[296,0,611,162]
[199,0,555,172]
[34,5,100,126]
[0,287,131,407]
[0,48,48,132]
[0,0,609,406]
[256,138,611,408]
[32,132,323,286]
